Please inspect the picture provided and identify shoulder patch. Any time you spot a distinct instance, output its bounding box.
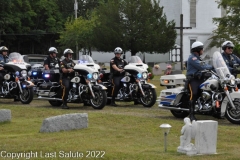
[192,57,197,60]
[44,57,47,60]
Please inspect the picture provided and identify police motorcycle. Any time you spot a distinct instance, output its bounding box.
[28,64,45,93]
[36,55,107,109]
[158,51,240,124]
[0,52,34,103]
[101,56,157,107]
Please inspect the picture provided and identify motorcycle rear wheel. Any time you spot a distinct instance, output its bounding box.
[19,88,34,104]
[140,88,157,107]
[90,90,107,109]
[225,99,240,124]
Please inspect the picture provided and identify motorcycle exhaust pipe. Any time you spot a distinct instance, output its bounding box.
[36,96,62,101]
[159,104,189,111]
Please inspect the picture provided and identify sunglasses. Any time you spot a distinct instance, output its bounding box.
[227,47,233,49]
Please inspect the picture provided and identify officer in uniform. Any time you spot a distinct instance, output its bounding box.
[186,41,213,121]
[221,41,240,78]
[60,49,75,109]
[44,47,60,70]
[110,47,128,106]
[0,46,9,94]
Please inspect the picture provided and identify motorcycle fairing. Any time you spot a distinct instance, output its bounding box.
[159,87,183,105]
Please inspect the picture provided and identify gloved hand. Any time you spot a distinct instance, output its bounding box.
[233,67,240,73]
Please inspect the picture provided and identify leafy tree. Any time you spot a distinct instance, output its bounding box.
[92,0,176,55]
[210,0,240,55]
[57,14,98,56]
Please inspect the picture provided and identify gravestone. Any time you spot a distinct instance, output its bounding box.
[195,120,218,154]
[152,64,162,75]
[0,109,11,122]
[40,113,88,133]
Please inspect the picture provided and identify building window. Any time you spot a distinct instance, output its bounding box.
[190,0,196,27]
[190,39,196,51]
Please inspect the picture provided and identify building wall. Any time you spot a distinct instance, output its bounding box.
[160,0,222,61]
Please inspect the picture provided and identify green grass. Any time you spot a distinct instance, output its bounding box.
[0,76,240,160]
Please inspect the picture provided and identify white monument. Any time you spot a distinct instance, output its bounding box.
[177,117,197,155]
[177,118,218,156]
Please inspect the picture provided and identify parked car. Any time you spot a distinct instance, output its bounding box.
[22,54,47,66]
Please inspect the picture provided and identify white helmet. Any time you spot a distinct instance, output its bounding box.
[114,47,123,54]
[222,41,234,50]
[191,41,204,52]
[63,48,74,57]
[0,46,8,51]
[191,41,204,49]
[48,47,58,53]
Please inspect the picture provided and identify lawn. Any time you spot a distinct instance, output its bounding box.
[0,76,240,160]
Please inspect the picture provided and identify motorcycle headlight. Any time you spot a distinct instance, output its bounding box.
[142,72,148,79]
[15,71,20,76]
[21,70,27,77]
[87,74,92,79]
[44,74,50,78]
[137,73,142,79]
[32,71,37,76]
[230,75,235,85]
[92,72,98,80]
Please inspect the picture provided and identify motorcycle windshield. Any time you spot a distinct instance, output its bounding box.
[8,52,25,63]
[212,51,231,79]
[128,56,143,64]
[78,55,94,64]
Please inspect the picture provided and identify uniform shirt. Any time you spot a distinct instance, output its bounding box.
[0,54,9,66]
[186,53,212,77]
[60,59,75,78]
[110,56,128,76]
[44,55,60,69]
[221,52,240,74]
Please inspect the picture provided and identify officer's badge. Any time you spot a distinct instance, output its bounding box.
[226,60,229,63]
[44,57,47,60]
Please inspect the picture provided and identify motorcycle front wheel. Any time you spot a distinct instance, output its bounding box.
[90,90,107,109]
[170,110,189,118]
[49,100,63,106]
[225,99,240,124]
[19,88,34,104]
[140,88,157,107]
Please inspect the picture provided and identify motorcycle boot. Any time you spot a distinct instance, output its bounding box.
[189,100,197,121]
[62,102,69,109]
[0,85,3,95]
[111,97,118,107]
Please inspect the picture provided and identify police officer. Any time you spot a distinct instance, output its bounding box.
[44,47,60,70]
[186,41,213,121]
[60,49,75,109]
[110,47,128,106]
[0,46,9,94]
[221,41,240,78]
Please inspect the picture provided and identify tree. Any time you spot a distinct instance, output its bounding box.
[57,15,97,56]
[210,0,240,55]
[92,0,176,55]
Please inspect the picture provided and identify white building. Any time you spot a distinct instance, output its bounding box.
[86,0,224,65]
[160,0,223,61]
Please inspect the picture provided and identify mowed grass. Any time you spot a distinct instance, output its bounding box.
[0,75,240,160]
